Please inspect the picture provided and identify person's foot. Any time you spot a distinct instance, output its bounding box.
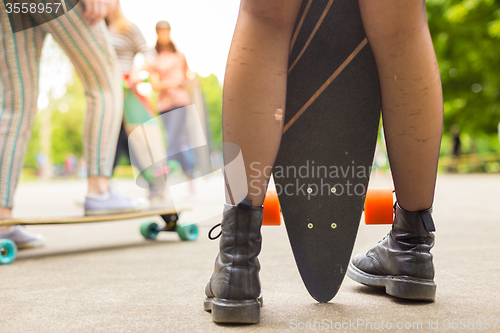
[204,200,264,324]
[347,203,436,301]
[84,188,150,216]
[148,188,168,208]
[0,226,47,250]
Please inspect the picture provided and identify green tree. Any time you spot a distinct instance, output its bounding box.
[50,75,86,165]
[427,0,500,135]
[199,74,223,144]
[24,72,86,169]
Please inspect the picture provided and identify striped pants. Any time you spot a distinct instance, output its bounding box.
[0,1,123,208]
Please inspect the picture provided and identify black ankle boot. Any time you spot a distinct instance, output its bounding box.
[204,199,263,323]
[347,202,436,301]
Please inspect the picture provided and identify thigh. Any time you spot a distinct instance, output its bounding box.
[0,1,47,139]
[0,1,46,110]
[36,1,118,98]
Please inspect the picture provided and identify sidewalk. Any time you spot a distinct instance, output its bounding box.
[1,174,499,332]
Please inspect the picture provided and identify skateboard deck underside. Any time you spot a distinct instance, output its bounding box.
[273,0,382,302]
[0,208,182,226]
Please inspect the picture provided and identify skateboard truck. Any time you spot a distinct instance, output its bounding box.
[262,187,394,226]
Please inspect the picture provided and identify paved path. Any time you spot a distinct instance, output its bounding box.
[1,174,499,332]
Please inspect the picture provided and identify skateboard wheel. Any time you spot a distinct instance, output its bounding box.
[364,188,393,225]
[176,224,198,241]
[0,239,17,265]
[263,190,281,226]
[140,222,159,240]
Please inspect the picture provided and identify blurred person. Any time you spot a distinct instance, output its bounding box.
[450,124,461,172]
[64,154,77,177]
[204,0,442,323]
[148,21,196,196]
[35,151,50,179]
[105,0,155,81]
[105,1,166,199]
[451,124,461,157]
[0,0,148,249]
[78,158,87,179]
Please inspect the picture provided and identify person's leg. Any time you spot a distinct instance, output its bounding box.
[359,0,443,211]
[39,3,122,195]
[0,2,47,247]
[39,3,148,214]
[112,122,130,172]
[0,4,47,216]
[162,107,195,179]
[222,0,303,206]
[205,0,302,324]
[346,0,442,301]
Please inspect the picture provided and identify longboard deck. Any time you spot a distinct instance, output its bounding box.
[0,207,198,265]
[274,0,382,302]
[0,208,186,226]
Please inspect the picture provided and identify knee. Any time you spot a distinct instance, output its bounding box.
[361,0,428,44]
[240,0,300,29]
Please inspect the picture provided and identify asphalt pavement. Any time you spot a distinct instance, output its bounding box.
[1,173,499,332]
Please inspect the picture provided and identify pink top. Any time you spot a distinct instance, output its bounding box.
[153,51,191,112]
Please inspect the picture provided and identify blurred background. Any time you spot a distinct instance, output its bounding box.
[21,0,500,182]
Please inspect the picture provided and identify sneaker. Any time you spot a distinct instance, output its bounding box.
[148,188,169,208]
[84,188,150,216]
[0,226,47,250]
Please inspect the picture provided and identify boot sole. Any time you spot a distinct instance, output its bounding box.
[204,295,263,324]
[347,262,436,301]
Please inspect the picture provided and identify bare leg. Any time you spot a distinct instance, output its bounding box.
[87,176,110,195]
[206,4,302,323]
[359,0,443,211]
[223,0,302,206]
[0,207,13,230]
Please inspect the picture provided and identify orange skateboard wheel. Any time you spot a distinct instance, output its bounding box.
[364,188,393,225]
[263,190,281,226]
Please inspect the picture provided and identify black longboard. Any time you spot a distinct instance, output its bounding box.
[273,0,382,302]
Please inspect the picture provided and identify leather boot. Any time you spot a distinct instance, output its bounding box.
[347,202,436,301]
[204,199,263,323]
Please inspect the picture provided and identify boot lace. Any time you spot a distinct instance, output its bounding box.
[208,223,222,240]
